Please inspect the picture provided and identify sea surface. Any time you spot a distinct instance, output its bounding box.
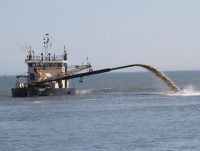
[1,71,200,151]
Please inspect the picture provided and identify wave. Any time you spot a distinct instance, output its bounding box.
[76,88,112,95]
[76,85,200,97]
[75,87,168,96]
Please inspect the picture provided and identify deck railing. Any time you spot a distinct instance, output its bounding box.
[25,55,67,62]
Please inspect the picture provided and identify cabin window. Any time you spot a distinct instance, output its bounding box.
[32,63,36,67]
[51,63,62,67]
[49,63,52,67]
[44,63,53,67]
[57,63,62,67]
[44,63,48,67]
[30,73,35,81]
[39,63,44,67]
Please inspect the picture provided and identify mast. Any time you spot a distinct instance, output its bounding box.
[43,33,52,59]
[64,46,68,88]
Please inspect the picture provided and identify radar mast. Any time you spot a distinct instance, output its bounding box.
[43,33,52,58]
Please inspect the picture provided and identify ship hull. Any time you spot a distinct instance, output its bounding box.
[11,87,75,97]
[12,88,28,97]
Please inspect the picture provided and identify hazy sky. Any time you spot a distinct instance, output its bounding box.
[1,0,200,75]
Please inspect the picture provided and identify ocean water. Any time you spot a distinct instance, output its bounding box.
[1,71,200,150]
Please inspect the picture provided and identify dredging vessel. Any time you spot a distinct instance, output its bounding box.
[12,34,91,97]
[12,34,180,97]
